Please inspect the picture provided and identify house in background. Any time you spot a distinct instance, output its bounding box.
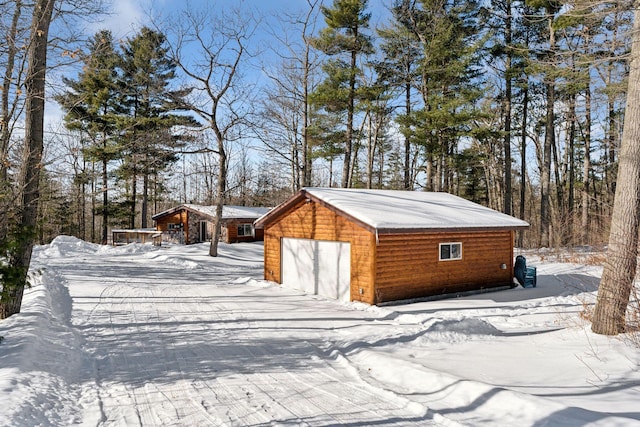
[254,188,530,305]
[152,204,270,244]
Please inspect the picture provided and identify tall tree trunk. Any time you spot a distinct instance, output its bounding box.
[302,35,312,188]
[343,47,357,189]
[142,171,148,228]
[567,90,576,245]
[592,6,640,336]
[0,0,23,246]
[551,128,563,244]
[92,162,97,243]
[101,156,108,244]
[292,140,298,193]
[503,0,512,216]
[606,95,617,212]
[366,112,374,189]
[518,80,529,248]
[0,0,22,188]
[540,6,557,248]
[130,160,137,229]
[581,81,592,245]
[81,167,87,241]
[0,0,55,319]
[209,148,226,257]
[425,155,433,191]
[209,119,227,257]
[404,81,412,190]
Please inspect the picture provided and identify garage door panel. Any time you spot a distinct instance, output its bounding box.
[281,238,316,295]
[281,238,350,302]
[316,241,350,301]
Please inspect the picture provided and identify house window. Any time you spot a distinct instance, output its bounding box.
[237,224,253,237]
[168,223,182,230]
[439,242,462,261]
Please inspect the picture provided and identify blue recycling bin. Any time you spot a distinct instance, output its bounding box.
[514,255,537,288]
[525,266,537,288]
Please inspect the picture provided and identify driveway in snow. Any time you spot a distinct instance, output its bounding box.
[27,239,433,426]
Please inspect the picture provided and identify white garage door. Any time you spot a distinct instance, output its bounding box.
[281,238,351,302]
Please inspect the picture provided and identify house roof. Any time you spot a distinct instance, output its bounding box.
[152,204,270,221]
[255,188,530,233]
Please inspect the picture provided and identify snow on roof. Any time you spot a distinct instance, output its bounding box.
[303,187,530,231]
[153,204,270,220]
[183,204,271,219]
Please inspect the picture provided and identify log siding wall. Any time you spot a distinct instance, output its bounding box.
[224,219,265,243]
[263,200,376,303]
[155,212,188,244]
[374,230,514,303]
[155,211,186,231]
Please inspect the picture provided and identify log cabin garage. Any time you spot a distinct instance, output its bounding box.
[254,188,530,305]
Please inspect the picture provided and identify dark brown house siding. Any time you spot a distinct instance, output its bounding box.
[224,219,265,243]
[155,211,188,243]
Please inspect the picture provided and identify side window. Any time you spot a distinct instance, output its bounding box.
[439,242,462,261]
[237,224,253,237]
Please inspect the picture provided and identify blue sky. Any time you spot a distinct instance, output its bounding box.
[97,0,391,40]
[47,0,391,128]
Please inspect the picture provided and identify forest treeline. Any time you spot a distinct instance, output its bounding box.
[0,0,633,252]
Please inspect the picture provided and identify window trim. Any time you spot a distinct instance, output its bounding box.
[237,223,254,237]
[439,242,462,261]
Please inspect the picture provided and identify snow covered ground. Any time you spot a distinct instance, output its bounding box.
[0,236,639,426]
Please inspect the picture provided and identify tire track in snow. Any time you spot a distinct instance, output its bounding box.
[47,243,440,426]
[227,306,434,426]
[163,292,251,426]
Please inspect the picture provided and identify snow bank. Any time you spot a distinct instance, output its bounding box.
[0,269,85,427]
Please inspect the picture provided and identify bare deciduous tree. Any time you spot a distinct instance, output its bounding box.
[258,0,321,191]
[0,0,27,191]
[165,6,256,257]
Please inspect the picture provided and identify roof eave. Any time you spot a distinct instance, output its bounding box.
[375,225,530,234]
[254,191,307,229]
[151,204,188,220]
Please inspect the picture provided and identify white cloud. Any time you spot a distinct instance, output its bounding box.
[90,0,150,39]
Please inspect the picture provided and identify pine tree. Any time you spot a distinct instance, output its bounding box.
[56,30,123,244]
[403,0,485,192]
[484,0,518,214]
[376,0,422,190]
[311,0,374,188]
[119,27,195,229]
